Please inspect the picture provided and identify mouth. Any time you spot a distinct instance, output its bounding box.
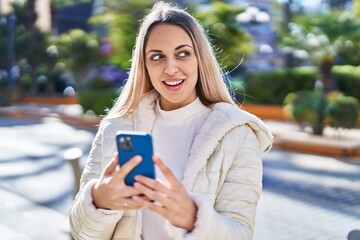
[163,79,185,87]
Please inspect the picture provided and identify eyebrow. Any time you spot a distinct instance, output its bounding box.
[146,44,193,55]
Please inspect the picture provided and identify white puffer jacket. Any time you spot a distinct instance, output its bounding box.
[69,91,273,240]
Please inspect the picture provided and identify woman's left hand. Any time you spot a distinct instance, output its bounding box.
[132,155,197,232]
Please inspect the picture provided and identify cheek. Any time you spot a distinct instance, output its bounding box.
[146,64,161,81]
[186,60,198,78]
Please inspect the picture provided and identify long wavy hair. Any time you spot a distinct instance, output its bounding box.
[105,1,235,120]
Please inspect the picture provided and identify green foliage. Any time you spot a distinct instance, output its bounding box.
[52,29,104,71]
[0,1,64,95]
[236,66,360,105]
[51,29,106,89]
[283,90,318,127]
[239,67,317,104]
[325,92,359,129]
[332,65,360,100]
[0,2,50,73]
[282,11,360,66]
[82,76,112,90]
[53,0,93,7]
[90,1,253,70]
[284,90,359,134]
[353,0,360,17]
[228,77,245,104]
[78,88,121,116]
[0,72,8,88]
[195,2,254,70]
[90,0,154,69]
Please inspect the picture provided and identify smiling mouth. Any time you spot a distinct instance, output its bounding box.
[163,80,184,86]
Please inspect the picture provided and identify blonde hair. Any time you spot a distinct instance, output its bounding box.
[105,1,235,120]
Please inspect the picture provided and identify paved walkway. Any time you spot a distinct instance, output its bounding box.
[1,103,360,239]
[0,117,95,239]
[255,149,360,240]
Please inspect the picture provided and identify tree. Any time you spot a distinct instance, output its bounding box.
[51,29,106,90]
[91,1,254,72]
[353,0,360,17]
[282,11,360,92]
[195,2,254,71]
[90,0,155,69]
[0,1,50,94]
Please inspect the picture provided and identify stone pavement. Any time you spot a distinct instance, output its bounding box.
[254,149,360,240]
[0,116,95,239]
[0,103,360,239]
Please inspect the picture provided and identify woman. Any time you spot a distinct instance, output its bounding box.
[70,2,273,239]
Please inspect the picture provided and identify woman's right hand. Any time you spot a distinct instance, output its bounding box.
[92,154,143,210]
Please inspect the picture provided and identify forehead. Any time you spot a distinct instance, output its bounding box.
[145,24,193,49]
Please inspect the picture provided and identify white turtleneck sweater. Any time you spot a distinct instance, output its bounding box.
[142,97,211,240]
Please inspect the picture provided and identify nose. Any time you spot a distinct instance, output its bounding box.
[164,58,179,75]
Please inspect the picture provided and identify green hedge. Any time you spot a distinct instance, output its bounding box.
[333,65,360,100]
[232,66,360,105]
[78,89,121,116]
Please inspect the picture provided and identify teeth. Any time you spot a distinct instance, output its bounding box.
[165,80,183,86]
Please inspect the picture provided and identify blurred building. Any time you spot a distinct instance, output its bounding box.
[0,0,51,31]
[234,0,281,72]
[0,0,11,14]
[53,1,94,35]
[232,0,353,72]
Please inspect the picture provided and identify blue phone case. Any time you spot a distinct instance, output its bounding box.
[116,131,155,186]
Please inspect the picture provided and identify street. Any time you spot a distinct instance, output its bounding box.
[0,117,359,239]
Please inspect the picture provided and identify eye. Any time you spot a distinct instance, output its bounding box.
[150,54,163,61]
[178,51,190,58]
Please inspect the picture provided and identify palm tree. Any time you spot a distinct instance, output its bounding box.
[282,10,360,92]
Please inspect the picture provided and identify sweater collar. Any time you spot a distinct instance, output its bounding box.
[155,97,209,124]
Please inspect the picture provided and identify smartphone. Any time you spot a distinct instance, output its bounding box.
[116,131,155,186]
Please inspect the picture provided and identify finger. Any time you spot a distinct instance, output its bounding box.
[153,155,179,186]
[115,155,142,180]
[134,175,171,196]
[133,181,171,206]
[104,154,119,175]
[118,198,142,210]
[132,195,168,216]
[121,185,143,197]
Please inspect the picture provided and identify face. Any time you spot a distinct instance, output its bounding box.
[145,24,199,111]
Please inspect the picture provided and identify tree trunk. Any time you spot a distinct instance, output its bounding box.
[25,0,38,94]
[313,91,326,135]
[318,59,334,93]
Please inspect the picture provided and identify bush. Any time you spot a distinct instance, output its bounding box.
[325,92,359,129]
[283,91,318,128]
[239,67,317,104]
[78,88,121,116]
[284,90,359,135]
[333,65,360,100]
[235,66,360,105]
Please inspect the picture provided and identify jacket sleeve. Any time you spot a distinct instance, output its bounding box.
[69,124,124,240]
[165,126,263,240]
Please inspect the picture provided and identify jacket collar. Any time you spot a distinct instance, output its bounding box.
[134,90,273,190]
[133,90,158,132]
[182,102,273,189]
